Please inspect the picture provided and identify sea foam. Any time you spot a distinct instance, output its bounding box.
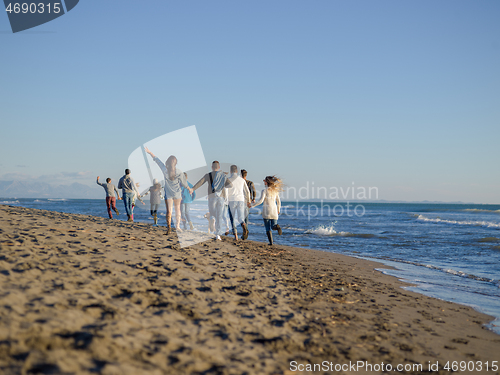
[417,215,500,229]
[0,200,20,204]
[305,224,374,238]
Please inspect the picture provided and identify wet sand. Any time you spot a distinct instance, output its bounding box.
[0,204,499,374]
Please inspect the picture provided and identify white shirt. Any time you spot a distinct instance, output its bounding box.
[227,174,251,203]
[253,188,281,219]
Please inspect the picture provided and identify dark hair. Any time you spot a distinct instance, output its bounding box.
[125,169,131,175]
[212,161,220,167]
[166,155,177,181]
[230,165,238,173]
[106,178,111,183]
[241,169,247,178]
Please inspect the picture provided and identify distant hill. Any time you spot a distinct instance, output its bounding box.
[0,180,102,199]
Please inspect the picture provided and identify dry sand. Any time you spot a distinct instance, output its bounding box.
[0,204,499,375]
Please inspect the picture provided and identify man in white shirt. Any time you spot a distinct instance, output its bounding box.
[226,165,251,240]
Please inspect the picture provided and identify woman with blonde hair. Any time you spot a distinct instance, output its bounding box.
[144,147,192,234]
[251,175,283,245]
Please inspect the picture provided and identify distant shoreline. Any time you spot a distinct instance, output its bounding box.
[2,197,500,205]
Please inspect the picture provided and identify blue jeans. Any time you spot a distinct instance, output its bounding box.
[181,203,191,222]
[228,201,245,234]
[223,203,229,228]
[244,206,249,226]
[123,192,134,216]
[263,218,277,232]
[208,196,225,236]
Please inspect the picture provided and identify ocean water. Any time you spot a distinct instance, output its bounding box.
[2,198,500,334]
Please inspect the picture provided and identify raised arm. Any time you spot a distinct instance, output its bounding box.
[144,147,167,173]
[144,146,155,158]
[96,176,104,187]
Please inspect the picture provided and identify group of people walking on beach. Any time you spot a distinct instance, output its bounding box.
[97,150,284,245]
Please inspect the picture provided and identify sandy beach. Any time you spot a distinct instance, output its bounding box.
[0,204,498,375]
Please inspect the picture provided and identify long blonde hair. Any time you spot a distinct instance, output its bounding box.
[265,176,284,193]
[165,155,177,181]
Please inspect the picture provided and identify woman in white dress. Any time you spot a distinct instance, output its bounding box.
[251,176,283,245]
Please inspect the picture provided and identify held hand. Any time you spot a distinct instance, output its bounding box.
[118,197,122,200]
[247,203,251,208]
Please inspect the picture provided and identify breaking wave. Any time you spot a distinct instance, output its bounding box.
[376,257,499,286]
[417,215,500,229]
[305,224,375,238]
[0,200,20,204]
[463,209,500,214]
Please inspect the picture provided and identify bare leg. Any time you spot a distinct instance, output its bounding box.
[174,198,182,231]
[166,199,173,228]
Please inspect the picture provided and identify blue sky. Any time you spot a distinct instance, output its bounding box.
[1,1,499,203]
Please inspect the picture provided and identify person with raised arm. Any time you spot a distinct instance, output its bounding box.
[96,176,121,219]
[144,147,192,234]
